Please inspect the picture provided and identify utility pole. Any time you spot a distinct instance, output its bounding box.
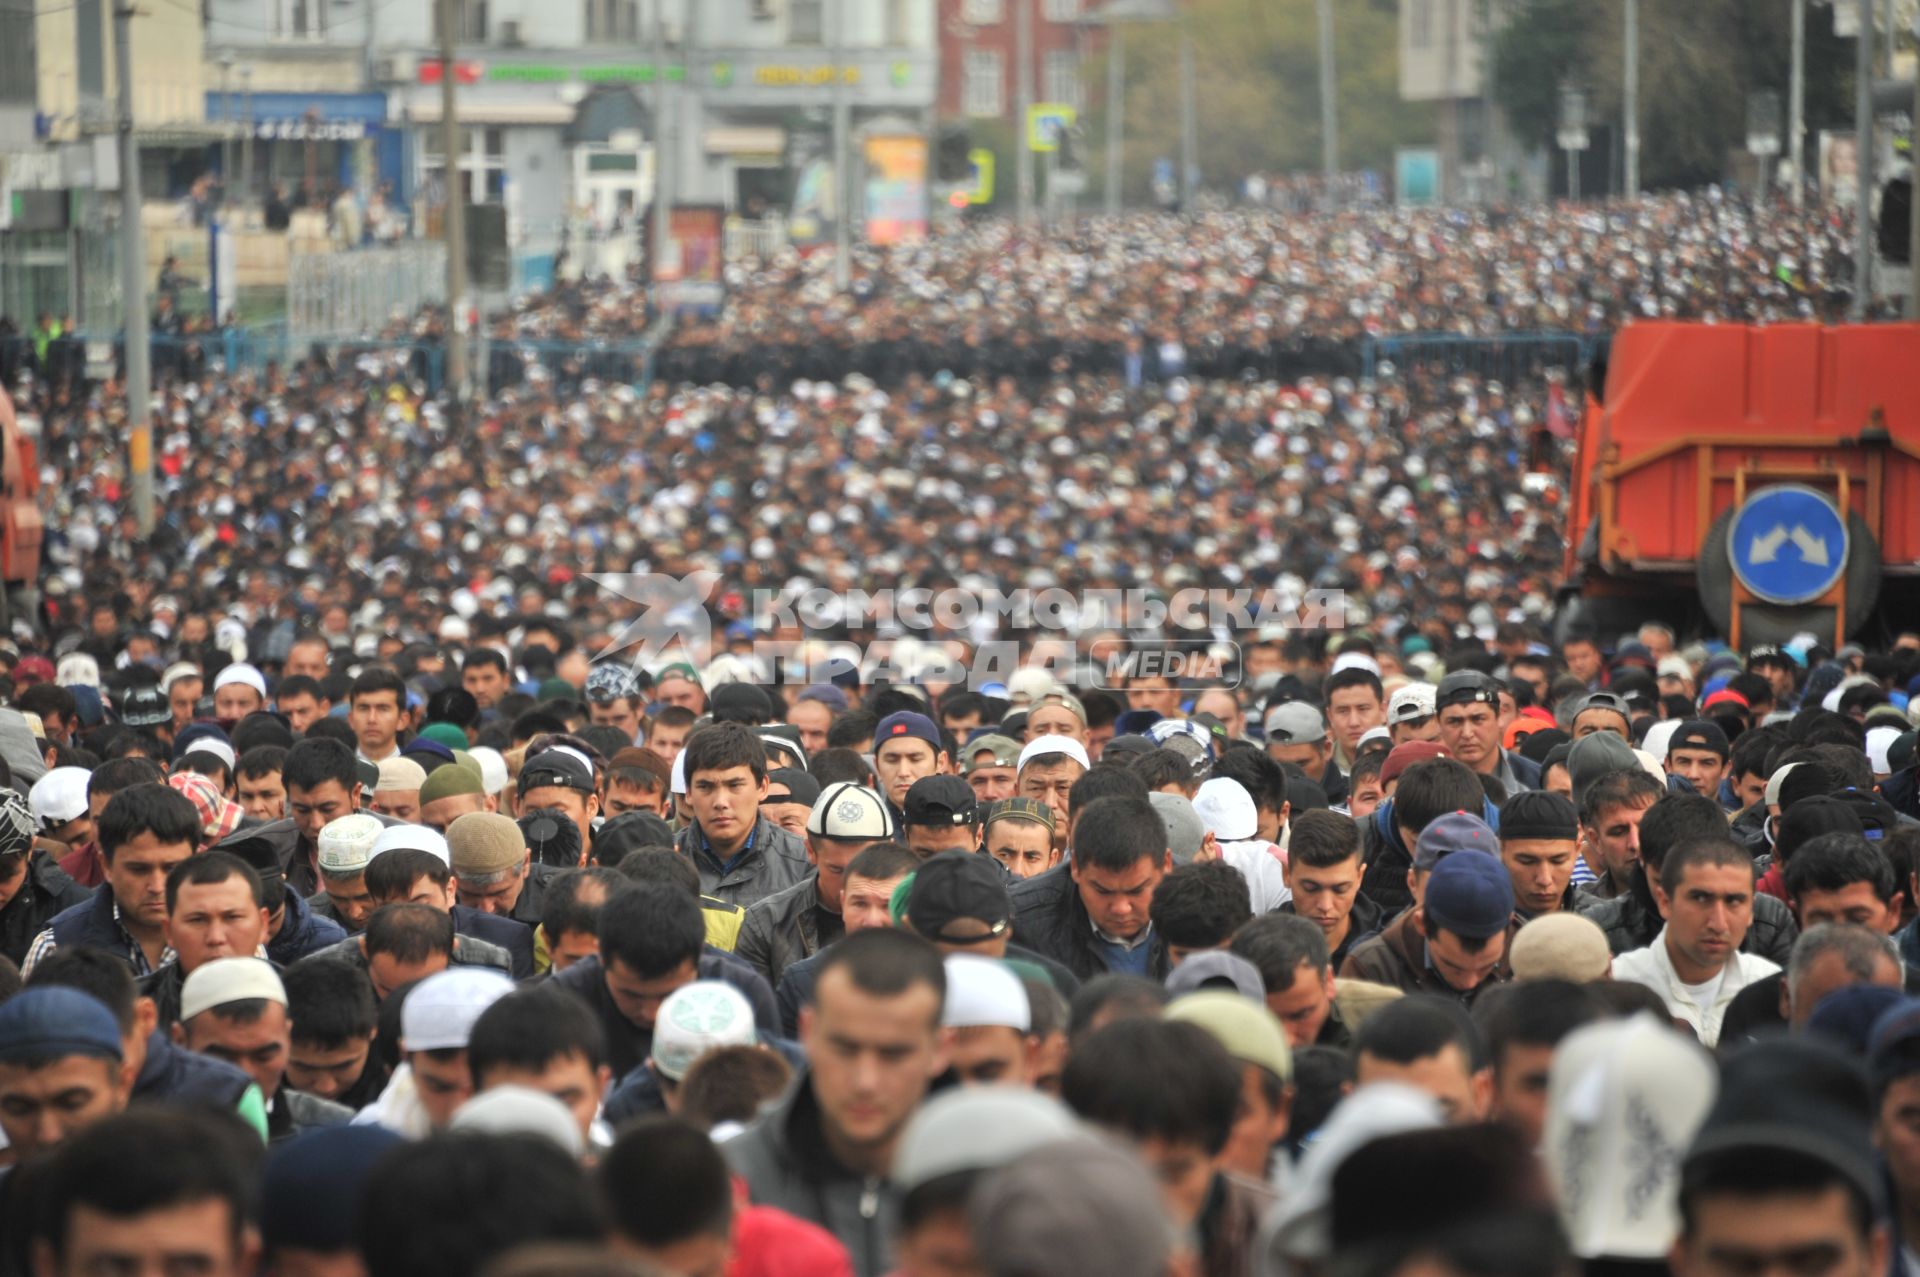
[654,0,677,294]
[1623,0,1639,196]
[1016,0,1033,224]
[1315,0,1338,177]
[1104,22,1122,216]
[437,0,468,396]
[1790,0,1805,207]
[112,0,152,538]
[829,0,851,287]
[1852,0,1873,320]
[1178,28,1196,209]
[240,65,253,203]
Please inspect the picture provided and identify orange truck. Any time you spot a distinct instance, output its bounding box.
[0,392,43,632]
[1560,322,1920,648]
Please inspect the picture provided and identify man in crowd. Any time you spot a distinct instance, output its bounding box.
[175,956,353,1141]
[674,723,811,908]
[27,783,203,976]
[1343,842,1518,1005]
[735,780,893,988]
[1010,795,1170,981]
[981,797,1058,879]
[138,851,270,1029]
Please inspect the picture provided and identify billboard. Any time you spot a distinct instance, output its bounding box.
[864,135,929,246]
[1396,148,1441,207]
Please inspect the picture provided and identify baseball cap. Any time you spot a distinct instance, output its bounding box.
[1192,778,1258,842]
[1657,655,1694,683]
[1421,850,1514,940]
[1499,791,1578,843]
[1568,731,1640,806]
[1380,740,1451,787]
[467,747,511,796]
[1147,791,1206,862]
[1666,719,1730,760]
[1546,1016,1716,1259]
[807,781,895,841]
[873,711,942,752]
[0,987,124,1063]
[758,728,808,769]
[181,957,287,1023]
[1165,950,1267,1001]
[400,968,515,1052]
[369,823,450,865]
[1686,1035,1880,1214]
[1413,811,1500,872]
[984,796,1055,835]
[1166,990,1292,1083]
[893,1087,1083,1196]
[1434,671,1499,710]
[28,766,90,826]
[119,685,172,728]
[1263,701,1328,744]
[1509,913,1612,982]
[261,1127,406,1253]
[1387,684,1437,725]
[962,734,1023,773]
[649,981,758,1081]
[797,683,850,712]
[903,775,978,828]
[766,768,823,810]
[517,749,595,795]
[1746,645,1794,669]
[1017,736,1091,772]
[317,813,385,876]
[905,850,1012,945]
[943,955,1031,1031]
[1572,691,1632,725]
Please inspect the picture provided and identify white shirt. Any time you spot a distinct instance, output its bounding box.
[1217,840,1293,913]
[1611,928,1779,1048]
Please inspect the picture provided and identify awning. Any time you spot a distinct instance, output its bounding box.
[565,85,652,146]
[405,101,575,125]
[703,126,786,155]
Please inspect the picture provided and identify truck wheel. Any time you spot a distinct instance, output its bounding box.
[1697,507,1882,645]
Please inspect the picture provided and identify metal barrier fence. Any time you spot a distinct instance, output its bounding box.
[1360,331,1601,388]
[288,243,449,344]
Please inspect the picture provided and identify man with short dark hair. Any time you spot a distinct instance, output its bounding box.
[0,986,131,1160]
[1357,755,1485,919]
[1281,808,1380,967]
[901,775,980,859]
[1352,993,1492,1122]
[1570,762,1666,901]
[1233,912,1402,1050]
[467,985,613,1147]
[138,851,270,1029]
[26,784,204,976]
[726,928,949,1277]
[1499,790,1582,918]
[773,841,923,1037]
[1613,838,1781,1047]
[1010,795,1171,981]
[1150,861,1253,966]
[175,957,352,1142]
[674,723,812,908]
[1469,979,1605,1146]
[282,954,385,1108]
[1434,672,1541,793]
[347,668,407,764]
[28,1107,263,1277]
[280,739,366,900]
[540,866,627,974]
[550,882,778,1077]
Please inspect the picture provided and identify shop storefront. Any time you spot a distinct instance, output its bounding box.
[202,91,400,204]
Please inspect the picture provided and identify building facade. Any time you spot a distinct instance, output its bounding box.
[936,0,1089,124]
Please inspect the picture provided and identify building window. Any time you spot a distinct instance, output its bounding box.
[964,49,1003,118]
[1408,0,1432,48]
[1042,0,1078,21]
[1043,50,1079,109]
[433,0,489,43]
[585,0,638,40]
[0,0,34,103]
[420,125,508,205]
[961,0,1002,22]
[789,0,823,43]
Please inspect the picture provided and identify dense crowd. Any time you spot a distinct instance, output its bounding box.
[0,191,1914,1277]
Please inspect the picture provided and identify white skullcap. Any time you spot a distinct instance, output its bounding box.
[466,747,510,797]
[401,968,514,1051]
[161,661,204,692]
[941,955,1031,1032]
[28,767,92,825]
[212,663,268,697]
[450,1085,584,1158]
[368,824,450,866]
[183,739,238,771]
[180,957,286,1023]
[1867,726,1902,777]
[317,812,386,876]
[1016,736,1090,773]
[649,982,758,1081]
[670,749,688,796]
[1640,719,1682,762]
[1331,651,1382,677]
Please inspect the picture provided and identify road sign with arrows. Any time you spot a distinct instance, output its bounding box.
[1727,485,1849,605]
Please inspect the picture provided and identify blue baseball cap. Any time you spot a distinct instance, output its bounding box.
[1421,850,1514,941]
[873,711,942,752]
[0,988,124,1063]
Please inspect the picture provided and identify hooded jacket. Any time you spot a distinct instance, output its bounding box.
[1008,863,1170,984]
[723,1070,899,1277]
[675,815,813,910]
[265,887,347,965]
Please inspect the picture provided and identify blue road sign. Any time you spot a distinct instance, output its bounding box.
[1727,484,1849,605]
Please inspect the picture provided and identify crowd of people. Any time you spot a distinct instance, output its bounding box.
[0,613,1916,1277]
[0,189,1913,1277]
